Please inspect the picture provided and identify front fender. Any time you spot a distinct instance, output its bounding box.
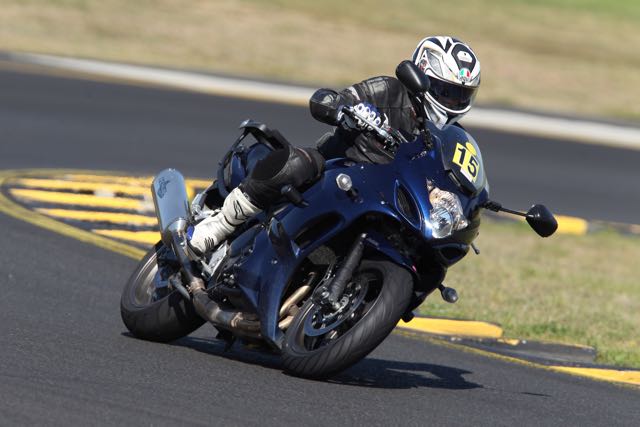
[363,230,418,282]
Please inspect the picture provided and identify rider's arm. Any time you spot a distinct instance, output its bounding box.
[311,77,406,164]
[309,76,405,127]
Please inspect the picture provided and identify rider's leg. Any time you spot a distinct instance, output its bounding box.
[189,146,324,254]
[242,146,325,207]
[189,186,261,254]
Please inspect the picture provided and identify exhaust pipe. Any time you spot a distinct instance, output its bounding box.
[150,170,316,336]
[151,169,192,248]
[191,288,262,332]
[150,169,198,299]
[192,271,317,336]
[192,272,317,334]
[150,169,262,333]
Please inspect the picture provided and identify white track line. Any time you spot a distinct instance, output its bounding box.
[463,109,640,149]
[8,52,640,150]
[8,52,313,105]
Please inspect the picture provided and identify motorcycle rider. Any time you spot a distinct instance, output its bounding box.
[189,36,481,254]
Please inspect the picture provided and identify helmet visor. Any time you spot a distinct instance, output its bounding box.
[428,78,478,112]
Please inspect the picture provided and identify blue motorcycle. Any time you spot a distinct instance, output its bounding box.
[120,62,557,379]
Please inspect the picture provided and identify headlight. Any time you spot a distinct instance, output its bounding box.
[427,183,468,239]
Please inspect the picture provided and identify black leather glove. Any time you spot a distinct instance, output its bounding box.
[309,89,343,126]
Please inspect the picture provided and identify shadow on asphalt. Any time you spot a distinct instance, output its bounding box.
[331,358,482,390]
[171,335,283,370]
[151,335,482,391]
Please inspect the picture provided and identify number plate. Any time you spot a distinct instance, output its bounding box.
[452,142,480,183]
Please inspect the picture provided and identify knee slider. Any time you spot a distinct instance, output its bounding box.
[250,148,291,181]
[242,146,325,208]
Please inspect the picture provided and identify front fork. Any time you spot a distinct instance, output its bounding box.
[314,233,367,311]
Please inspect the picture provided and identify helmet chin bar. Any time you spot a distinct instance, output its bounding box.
[423,102,448,129]
[423,94,469,128]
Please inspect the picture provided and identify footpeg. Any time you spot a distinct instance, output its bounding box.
[438,284,458,303]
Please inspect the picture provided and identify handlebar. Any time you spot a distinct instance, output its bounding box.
[339,106,408,150]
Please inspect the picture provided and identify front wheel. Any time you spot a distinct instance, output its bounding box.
[282,260,413,379]
[120,242,205,342]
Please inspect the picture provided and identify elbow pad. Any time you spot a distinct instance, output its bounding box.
[309,89,342,126]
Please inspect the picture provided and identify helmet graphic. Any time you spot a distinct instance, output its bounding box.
[412,36,481,125]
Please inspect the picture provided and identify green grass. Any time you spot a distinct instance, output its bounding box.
[419,219,640,368]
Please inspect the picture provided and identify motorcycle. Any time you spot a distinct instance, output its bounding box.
[120,61,558,379]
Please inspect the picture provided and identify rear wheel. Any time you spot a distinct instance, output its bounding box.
[282,260,413,379]
[120,242,205,342]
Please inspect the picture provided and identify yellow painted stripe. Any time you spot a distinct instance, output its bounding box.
[0,171,145,260]
[552,366,640,386]
[492,212,589,236]
[38,208,157,226]
[10,189,153,211]
[397,329,640,389]
[46,174,209,199]
[186,179,213,189]
[12,178,150,196]
[60,174,211,189]
[555,215,589,235]
[59,174,153,186]
[94,229,160,245]
[497,338,521,346]
[398,317,503,339]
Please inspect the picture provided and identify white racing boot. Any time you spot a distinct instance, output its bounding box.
[189,187,261,254]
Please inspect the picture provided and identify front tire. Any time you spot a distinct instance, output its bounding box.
[282,260,413,379]
[120,242,205,342]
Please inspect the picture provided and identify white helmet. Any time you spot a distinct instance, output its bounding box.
[412,36,481,127]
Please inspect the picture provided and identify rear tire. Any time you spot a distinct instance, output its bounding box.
[282,260,413,379]
[120,242,205,342]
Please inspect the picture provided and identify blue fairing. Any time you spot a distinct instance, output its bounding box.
[221,128,489,347]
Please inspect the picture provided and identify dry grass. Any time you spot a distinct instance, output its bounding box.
[1,0,640,120]
[420,219,640,368]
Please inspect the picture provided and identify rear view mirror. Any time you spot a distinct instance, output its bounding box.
[526,204,558,237]
[395,60,430,96]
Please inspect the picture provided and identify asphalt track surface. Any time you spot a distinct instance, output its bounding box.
[1,70,639,426]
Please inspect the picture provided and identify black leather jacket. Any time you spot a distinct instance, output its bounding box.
[310,76,420,164]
